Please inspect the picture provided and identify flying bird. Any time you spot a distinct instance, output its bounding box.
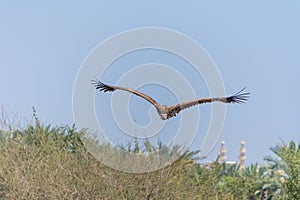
[91,80,250,120]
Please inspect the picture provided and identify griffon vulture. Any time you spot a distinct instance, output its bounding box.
[91,80,249,120]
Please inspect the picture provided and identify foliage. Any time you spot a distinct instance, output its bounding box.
[0,109,299,199]
[264,140,300,200]
[217,162,285,200]
[0,111,221,199]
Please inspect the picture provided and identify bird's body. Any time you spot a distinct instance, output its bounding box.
[91,80,250,120]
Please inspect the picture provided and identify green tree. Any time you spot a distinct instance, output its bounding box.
[218,162,283,200]
[264,140,300,199]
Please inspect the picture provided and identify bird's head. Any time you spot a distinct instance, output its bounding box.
[160,113,168,120]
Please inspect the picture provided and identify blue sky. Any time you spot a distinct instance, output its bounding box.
[1,1,299,165]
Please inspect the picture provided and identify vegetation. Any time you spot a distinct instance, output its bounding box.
[264,140,300,199]
[0,111,299,199]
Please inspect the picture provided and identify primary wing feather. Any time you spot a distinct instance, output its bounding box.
[91,79,115,92]
[91,79,158,106]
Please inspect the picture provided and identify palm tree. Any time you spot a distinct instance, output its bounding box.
[217,162,283,200]
[264,140,300,199]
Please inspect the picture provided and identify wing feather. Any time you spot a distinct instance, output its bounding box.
[172,87,250,114]
[91,79,158,106]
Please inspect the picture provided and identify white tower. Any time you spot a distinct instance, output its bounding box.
[219,141,227,163]
[239,141,246,171]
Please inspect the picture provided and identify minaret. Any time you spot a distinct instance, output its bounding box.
[239,141,246,171]
[219,141,227,163]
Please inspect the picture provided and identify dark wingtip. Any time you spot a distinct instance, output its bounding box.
[91,79,115,92]
[226,87,250,104]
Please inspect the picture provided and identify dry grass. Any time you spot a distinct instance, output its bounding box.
[6,109,296,199]
[1,109,294,199]
[0,113,232,199]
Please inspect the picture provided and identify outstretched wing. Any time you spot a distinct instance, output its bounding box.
[91,79,159,106]
[171,87,250,114]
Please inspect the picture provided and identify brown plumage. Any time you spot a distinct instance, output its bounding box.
[91,80,250,120]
